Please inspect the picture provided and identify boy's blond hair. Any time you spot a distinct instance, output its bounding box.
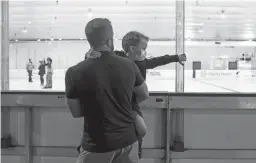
[122,31,149,53]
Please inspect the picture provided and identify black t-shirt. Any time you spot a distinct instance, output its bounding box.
[65,51,144,153]
[38,65,46,75]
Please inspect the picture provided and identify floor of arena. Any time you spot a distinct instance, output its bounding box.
[9,74,256,93]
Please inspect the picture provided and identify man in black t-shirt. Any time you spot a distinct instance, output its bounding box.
[65,18,149,163]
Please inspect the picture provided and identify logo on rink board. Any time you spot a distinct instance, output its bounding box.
[146,70,161,76]
[146,70,175,80]
[200,70,234,78]
[251,70,256,77]
[200,70,256,78]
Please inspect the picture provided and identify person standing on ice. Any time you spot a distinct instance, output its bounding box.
[38,59,46,86]
[26,59,34,82]
[43,57,53,89]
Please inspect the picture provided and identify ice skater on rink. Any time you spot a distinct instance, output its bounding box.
[38,59,46,86]
[43,57,53,89]
[26,59,35,83]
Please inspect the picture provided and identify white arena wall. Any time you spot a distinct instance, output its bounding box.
[9,41,256,70]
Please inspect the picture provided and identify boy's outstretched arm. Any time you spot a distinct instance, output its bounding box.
[145,54,186,69]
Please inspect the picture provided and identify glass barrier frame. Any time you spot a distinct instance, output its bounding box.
[2,91,256,163]
[1,0,9,90]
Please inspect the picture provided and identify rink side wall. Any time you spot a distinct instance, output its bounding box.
[2,92,256,163]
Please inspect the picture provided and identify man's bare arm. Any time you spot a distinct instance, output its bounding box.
[66,98,84,118]
[132,62,149,103]
[134,82,149,103]
[65,68,84,118]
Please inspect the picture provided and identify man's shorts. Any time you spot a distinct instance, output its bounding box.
[76,141,139,163]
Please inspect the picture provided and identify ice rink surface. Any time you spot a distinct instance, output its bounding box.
[8,71,256,93]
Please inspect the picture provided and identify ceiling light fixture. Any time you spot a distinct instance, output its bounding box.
[52,17,57,24]
[196,0,199,6]
[28,21,32,24]
[220,10,226,19]
[186,31,195,38]
[59,38,62,41]
[51,37,54,41]
[37,39,41,42]
[244,33,254,39]
[88,8,93,19]
[22,28,27,33]
[186,23,204,26]
[15,39,18,42]
[244,27,254,30]
[244,24,254,27]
